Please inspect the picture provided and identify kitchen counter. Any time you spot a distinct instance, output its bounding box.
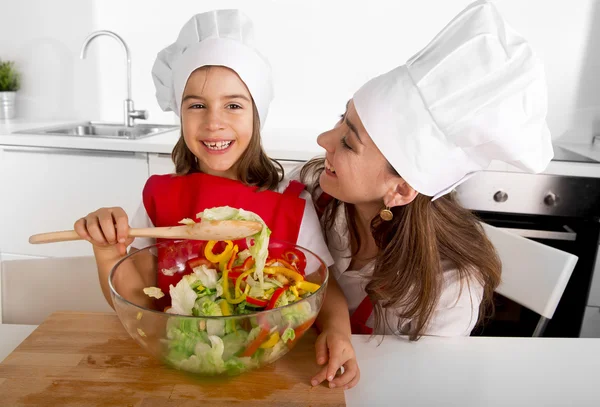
[2,119,600,175]
[0,119,324,161]
[2,312,600,406]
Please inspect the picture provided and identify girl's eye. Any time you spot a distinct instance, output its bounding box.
[190,104,205,109]
[341,135,352,150]
[227,104,242,109]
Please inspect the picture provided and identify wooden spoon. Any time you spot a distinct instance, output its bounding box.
[29,220,262,244]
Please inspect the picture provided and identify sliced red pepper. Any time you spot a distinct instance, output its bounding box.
[266,287,288,310]
[240,327,270,357]
[228,271,243,280]
[266,258,295,270]
[286,317,317,349]
[226,245,239,271]
[232,257,255,273]
[284,249,307,275]
[186,257,216,272]
[246,296,268,307]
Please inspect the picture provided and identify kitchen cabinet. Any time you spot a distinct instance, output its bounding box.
[586,246,600,307]
[0,146,147,258]
[580,306,600,338]
[148,153,175,176]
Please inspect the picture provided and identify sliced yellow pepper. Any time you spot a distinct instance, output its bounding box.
[264,266,304,283]
[259,331,280,349]
[235,267,256,297]
[220,300,232,316]
[290,286,300,299]
[204,240,233,264]
[296,281,321,293]
[222,263,247,304]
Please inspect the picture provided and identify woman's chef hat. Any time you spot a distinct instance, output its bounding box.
[353,0,553,200]
[151,9,274,128]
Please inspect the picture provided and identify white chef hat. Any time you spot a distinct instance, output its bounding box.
[353,0,553,200]
[151,9,274,128]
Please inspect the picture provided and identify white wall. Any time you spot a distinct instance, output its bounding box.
[2,0,600,143]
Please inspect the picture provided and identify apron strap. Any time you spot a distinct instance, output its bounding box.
[283,180,306,197]
[350,295,374,335]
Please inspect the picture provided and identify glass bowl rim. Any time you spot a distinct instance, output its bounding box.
[108,238,330,320]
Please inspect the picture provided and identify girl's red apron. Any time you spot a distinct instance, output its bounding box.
[142,172,306,301]
[316,192,374,335]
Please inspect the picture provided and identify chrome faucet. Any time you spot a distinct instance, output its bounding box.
[80,30,148,127]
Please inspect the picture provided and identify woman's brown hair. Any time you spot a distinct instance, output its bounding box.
[301,158,501,340]
[171,67,283,190]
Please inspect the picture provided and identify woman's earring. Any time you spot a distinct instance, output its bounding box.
[379,206,393,221]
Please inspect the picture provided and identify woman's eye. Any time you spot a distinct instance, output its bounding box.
[227,104,242,109]
[341,136,352,150]
[190,104,205,109]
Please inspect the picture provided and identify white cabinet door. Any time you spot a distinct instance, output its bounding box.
[580,306,600,338]
[148,153,175,176]
[587,246,600,307]
[0,146,148,258]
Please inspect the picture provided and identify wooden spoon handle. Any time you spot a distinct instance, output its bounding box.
[29,230,81,244]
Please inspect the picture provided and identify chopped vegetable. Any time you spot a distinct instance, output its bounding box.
[143,287,165,299]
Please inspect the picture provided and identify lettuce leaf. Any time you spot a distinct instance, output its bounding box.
[168,276,199,316]
[193,264,219,289]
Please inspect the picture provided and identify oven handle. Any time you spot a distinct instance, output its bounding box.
[496,227,577,241]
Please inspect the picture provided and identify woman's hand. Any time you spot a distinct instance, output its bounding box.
[311,329,360,390]
[74,207,133,256]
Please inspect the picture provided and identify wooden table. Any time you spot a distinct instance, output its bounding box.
[0,311,345,406]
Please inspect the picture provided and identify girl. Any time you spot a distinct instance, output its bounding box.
[305,0,554,390]
[74,9,333,311]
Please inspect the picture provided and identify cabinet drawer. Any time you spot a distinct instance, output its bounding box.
[0,146,148,257]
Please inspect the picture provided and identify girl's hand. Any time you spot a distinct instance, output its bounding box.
[311,329,360,390]
[74,207,134,256]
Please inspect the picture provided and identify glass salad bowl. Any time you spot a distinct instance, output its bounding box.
[109,239,328,376]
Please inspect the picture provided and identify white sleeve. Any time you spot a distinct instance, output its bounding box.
[423,267,484,336]
[129,201,156,250]
[297,190,335,268]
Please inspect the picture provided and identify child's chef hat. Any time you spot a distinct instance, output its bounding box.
[353,0,553,200]
[152,9,273,128]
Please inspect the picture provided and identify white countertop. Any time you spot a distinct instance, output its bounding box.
[2,323,599,406]
[0,119,324,161]
[348,334,600,407]
[2,119,600,177]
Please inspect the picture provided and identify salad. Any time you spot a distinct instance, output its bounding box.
[141,206,324,375]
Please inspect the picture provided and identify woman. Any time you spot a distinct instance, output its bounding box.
[304,0,553,390]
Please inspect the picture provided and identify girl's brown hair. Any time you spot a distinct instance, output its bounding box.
[171,67,283,190]
[301,158,501,340]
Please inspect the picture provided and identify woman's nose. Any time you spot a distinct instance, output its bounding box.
[317,128,336,152]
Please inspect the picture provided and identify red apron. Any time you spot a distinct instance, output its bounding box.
[142,172,307,299]
[316,192,374,335]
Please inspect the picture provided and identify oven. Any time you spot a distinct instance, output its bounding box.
[455,164,600,337]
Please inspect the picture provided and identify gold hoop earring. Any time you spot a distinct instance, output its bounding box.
[379,206,393,221]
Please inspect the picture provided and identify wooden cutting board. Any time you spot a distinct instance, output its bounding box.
[0,311,345,407]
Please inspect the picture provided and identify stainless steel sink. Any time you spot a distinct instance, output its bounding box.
[13,122,180,140]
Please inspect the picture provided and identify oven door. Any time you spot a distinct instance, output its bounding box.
[471,212,600,337]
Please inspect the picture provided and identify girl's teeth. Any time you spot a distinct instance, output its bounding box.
[203,141,232,150]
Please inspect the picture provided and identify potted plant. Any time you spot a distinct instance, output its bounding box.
[0,60,21,120]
